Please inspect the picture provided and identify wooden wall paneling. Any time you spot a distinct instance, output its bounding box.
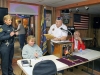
[77,30,88,38]
[70,13,74,26]
[0,0,7,7]
[55,9,60,17]
[52,7,56,24]
[12,16,16,28]
[8,0,10,12]
[88,14,93,38]
[67,12,73,26]
[37,5,41,46]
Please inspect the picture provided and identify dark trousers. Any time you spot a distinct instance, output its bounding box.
[51,45,54,54]
[19,34,25,49]
[0,44,14,75]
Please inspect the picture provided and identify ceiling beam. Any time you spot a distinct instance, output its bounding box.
[9,1,40,6]
[56,0,100,10]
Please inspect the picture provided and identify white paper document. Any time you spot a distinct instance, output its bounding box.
[51,40,71,43]
[31,58,49,63]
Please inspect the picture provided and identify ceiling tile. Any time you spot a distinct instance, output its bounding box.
[21,0,86,7]
[21,0,42,3]
[50,0,86,7]
[36,0,62,5]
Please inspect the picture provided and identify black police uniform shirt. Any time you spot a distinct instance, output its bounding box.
[0,24,14,45]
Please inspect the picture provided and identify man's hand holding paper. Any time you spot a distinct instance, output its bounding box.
[53,37,61,41]
[44,34,55,40]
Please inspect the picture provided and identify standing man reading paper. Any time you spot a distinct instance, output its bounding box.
[48,17,68,54]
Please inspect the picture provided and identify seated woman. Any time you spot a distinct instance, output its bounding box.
[22,35,43,59]
[70,31,85,51]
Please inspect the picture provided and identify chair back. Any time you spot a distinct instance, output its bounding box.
[32,60,57,75]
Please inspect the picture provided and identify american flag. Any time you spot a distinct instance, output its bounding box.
[73,14,89,29]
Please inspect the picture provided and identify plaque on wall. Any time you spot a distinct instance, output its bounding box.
[46,10,52,27]
[46,13,51,27]
[61,13,70,24]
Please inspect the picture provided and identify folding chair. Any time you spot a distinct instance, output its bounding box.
[32,60,57,75]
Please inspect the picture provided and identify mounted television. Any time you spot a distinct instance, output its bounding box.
[93,17,100,29]
[0,7,8,25]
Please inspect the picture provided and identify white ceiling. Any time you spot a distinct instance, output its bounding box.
[11,0,100,14]
[14,0,86,7]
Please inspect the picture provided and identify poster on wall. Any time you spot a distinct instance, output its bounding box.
[61,13,70,24]
[46,13,51,27]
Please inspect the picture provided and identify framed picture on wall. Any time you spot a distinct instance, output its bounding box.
[46,13,51,27]
[61,13,70,24]
[46,10,52,27]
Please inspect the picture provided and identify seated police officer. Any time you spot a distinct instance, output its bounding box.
[0,15,18,75]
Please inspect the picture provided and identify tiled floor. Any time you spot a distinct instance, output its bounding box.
[0,41,100,75]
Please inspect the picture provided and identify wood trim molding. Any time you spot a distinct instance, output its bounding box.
[9,1,40,6]
[37,6,41,46]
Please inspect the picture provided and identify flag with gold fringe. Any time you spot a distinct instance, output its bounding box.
[40,7,47,55]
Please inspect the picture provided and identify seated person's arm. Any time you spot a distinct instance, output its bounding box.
[80,43,85,50]
[78,37,82,44]
[22,46,32,59]
[78,37,86,50]
[36,45,43,57]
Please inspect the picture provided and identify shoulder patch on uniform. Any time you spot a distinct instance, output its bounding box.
[0,28,3,32]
